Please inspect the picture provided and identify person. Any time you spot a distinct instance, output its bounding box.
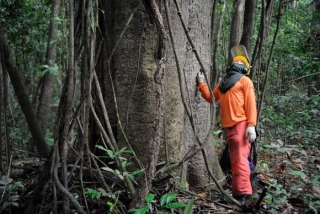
[196,52,257,205]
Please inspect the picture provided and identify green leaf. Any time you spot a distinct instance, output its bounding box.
[213,129,223,135]
[161,193,177,206]
[0,202,10,213]
[10,202,19,207]
[160,194,166,207]
[107,150,114,159]
[97,188,107,197]
[276,147,288,153]
[95,145,108,152]
[48,64,58,75]
[128,206,148,214]
[107,201,115,213]
[167,193,177,204]
[289,171,306,179]
[95,145,115,158]
[0,176,13,185]
[145,193,154,205]
[165,202,186,209]
[123,149,133,154]
[263,144,280,149]
[128,174,134,180]
[118,147,127,154]
[101,166,114,172]
[8,195,19,202]
[115,169,123,180]
[133,206,147,214]
[131,169,144,176]
[85,188,101,199]
[184,198,194,214]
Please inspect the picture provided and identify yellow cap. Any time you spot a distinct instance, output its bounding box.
[232,55,250,75]
[233,56,250,69]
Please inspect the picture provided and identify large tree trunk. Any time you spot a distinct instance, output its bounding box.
[113,1,158,167]
[102,0,223,190]
[176,0,224,187]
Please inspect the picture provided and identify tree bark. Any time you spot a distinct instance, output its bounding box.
[0,65,3,171]
[36,0,61,136]
[229,0,245,63]
[106,0,224,190]
[54,0,76,212]
[240,0,256,55]
[129,0,167,208]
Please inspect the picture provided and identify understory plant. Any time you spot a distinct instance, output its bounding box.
[129,193,193,214]
[0,175,24,213]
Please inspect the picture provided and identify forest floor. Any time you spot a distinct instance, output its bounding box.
[181,137,320,214]
[4,136,320,214]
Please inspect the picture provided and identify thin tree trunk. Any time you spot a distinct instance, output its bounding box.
[211,1,226,88]
[240,0,256,55]
[229,0,245,63]
[52,0,76,213]
[0,69,3,172]
[3,70,10,172]
[0,23,50,157]
[60,0,76,212]
[37,0,61,135]
[257,1,283,125]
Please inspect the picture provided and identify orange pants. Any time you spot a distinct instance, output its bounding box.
[226,121,252,196]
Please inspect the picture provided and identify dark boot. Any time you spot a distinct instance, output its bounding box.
[233,195,246,206]
[250,163,258,194]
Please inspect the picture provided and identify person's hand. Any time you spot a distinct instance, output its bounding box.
[197,72,205,83]
[245,125,256,143]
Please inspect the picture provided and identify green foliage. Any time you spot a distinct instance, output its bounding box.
[85,188,108,200]
[96,145,143,181]
[183,198,194,214]
[288,170,306,180]
[0,176,24,213]
[84,188,120,214]
[41,62,59,77]
[260,90,320,212]
[106,201,116,214]
[129,193,191,214]
[261,91,320,146]
[1,0,50,62]
[0,0,61,152]
[306,175,320,211]
[258,160,269,172]
[264,180,288,213]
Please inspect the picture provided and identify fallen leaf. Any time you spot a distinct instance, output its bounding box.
[201,201,217,209]
[280,163,286,172]
[309,187,320,194]
[195,191,207,199]
[292,158,304,163]
[277,139,284,146]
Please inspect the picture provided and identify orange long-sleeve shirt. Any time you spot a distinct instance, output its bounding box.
[198,76,257,128]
